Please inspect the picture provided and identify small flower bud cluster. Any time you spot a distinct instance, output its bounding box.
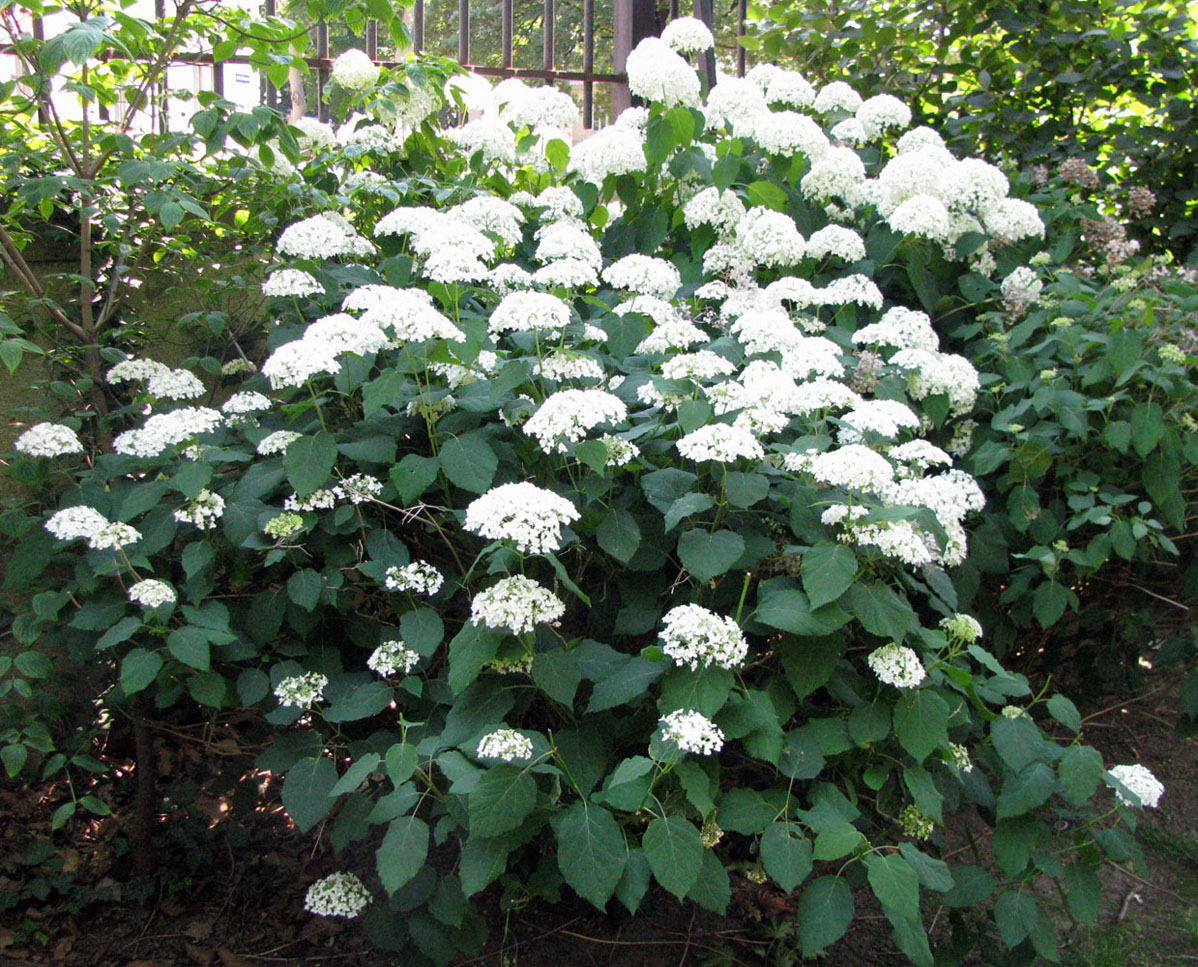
[264,513,305,541]
[900,804,934,840]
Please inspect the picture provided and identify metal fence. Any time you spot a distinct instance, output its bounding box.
[10,0,751,133]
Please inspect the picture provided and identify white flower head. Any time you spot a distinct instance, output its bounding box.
[867,643,926,688]
[128,579,176,608]
[464,482,579,554]
[477,728,535,761]
[274,671,329,707]
[470,575,566,635]
[676,423,765,463]
[15,423,84,458]
[1106,763,1164,809]
[490,291,571,336]
[384,561,444,595]
[367,640,421,677]
[524,389,627,453]
[625,37,701,108]
[305,872,372,918]
[173,488,225,530]
[660,709,724,755]
[262,269,322,298]
[660,604,748,670]
[257,430,302,456]
[46,505,110,542]
[331,48,380,91]
[277,213,374,260]
[661,16,714,53]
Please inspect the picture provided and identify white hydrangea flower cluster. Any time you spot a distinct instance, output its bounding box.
[173,489,225,530]
[330,48,380,91]
[292,116,335,150]
[257,430,301,455]
[470,575,565,635]
[660,709,725,755]
[625,37,700,108]
[495,78,579,131]
[384,561,444,595]
[464,482,579,554]
[128,579,176,608]
[535,352,604,382]
[660,604,748,670]
[113,407,223,458]
[260,335,345,390]
[1106,763,1164,809]
[601,434,640,467]
[107,357,170,383]
[949,743,974,773]
[1001,266,1043,314]
[602,254,681,299]
[342,283,464,344]
[940,613,983,643]
[490,291,571,336]
[14,423,84,457]
[274,671,329,706]
[338,473,383,504]
[284,488,342,512]
[867,643,927,688]
[304,871,372,918]
[523,389,628,453]
[569,125,648,184]
[660,16,714,54]
[660,350,736,382]
[144,367,203,402]
[221,391,272,416]
[367,640,421,677]
[45,505,109,542]
[477,728,535,761]
[262,268,323,298]
[277,212,374,260]
[676,423,765,463]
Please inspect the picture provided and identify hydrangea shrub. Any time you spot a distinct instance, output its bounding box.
[5,31,1164,966]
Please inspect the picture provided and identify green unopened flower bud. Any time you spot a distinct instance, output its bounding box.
[1158,343,1185,365]
[1039,368,1057,381]
[265,512,304,540]
[900,804,934,840]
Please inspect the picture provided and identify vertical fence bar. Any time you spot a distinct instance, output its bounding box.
[542,0,554,70]
[502,0,513,68]
[458,0,469,64]
[316,20,328,121]
[414,0,425,52]
[612,0,657,116]
[737,0,747,77]
[582,0,594,127]
[366,20,378,60]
